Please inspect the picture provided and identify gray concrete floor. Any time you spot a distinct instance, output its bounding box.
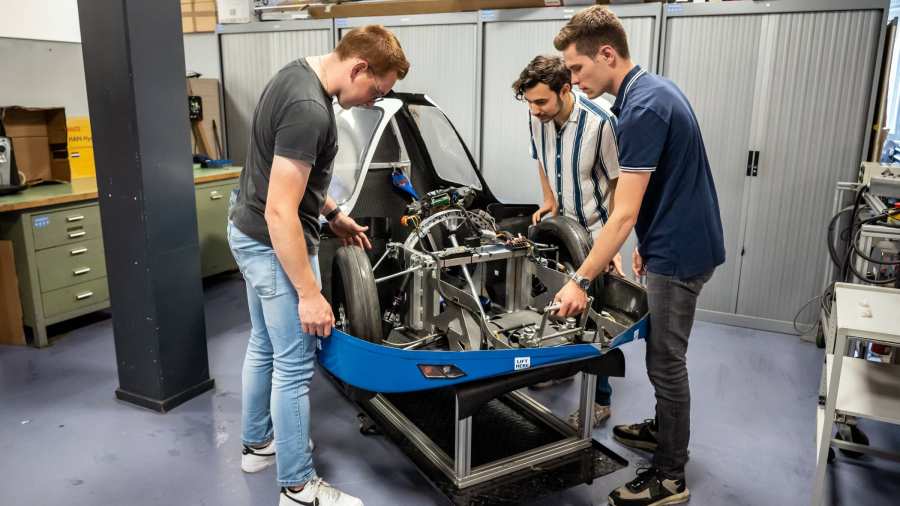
[1,273,898,506]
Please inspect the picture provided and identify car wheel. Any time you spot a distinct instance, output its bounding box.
[528,215,605,304]
[332,245,383,343]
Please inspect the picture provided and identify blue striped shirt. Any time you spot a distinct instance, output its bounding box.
[529,93,620,236]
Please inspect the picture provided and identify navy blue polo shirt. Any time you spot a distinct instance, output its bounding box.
[611,66,725,279]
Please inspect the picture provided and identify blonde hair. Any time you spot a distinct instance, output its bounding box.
[336,25,410,79]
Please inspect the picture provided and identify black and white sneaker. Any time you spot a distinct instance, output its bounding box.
[241,440,276,473]
[280,478,363,506]
[241,438,315,473]
[608,467,689,506]
[613,418,659,452]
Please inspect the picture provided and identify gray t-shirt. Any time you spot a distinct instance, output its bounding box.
[230,58,337,254]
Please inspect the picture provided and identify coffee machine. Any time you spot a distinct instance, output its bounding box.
[0,136,12,186]
[0,108,27,194]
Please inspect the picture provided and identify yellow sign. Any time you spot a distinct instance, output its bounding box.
[66,117,95,179]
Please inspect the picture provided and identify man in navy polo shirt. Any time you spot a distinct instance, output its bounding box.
[551,6,725,506]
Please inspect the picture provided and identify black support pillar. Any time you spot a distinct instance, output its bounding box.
[77,0,214,412]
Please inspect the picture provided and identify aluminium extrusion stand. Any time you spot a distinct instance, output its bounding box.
[330,350,628,505]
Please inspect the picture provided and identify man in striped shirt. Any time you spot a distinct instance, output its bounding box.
[512,55,622,428]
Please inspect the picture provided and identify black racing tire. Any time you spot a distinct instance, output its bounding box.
[528,215,605,303]
[529,215,592,266]
[332,245,383,343]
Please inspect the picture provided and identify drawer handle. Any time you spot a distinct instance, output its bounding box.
[75,291,94,301]
[68,231,86,239]
[210,192,223,200]
[70,248,88,256]
[67,215,85,223]
[73,267,92,276]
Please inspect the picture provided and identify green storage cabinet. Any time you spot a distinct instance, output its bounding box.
[31,205,103,250]
[0,202,112,347]
[0,175,240,347]
[35,238,107,293]
[195,180,239,278]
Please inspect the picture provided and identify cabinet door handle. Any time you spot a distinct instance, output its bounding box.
[75,291,94,301]
[66,215,85,223]
[70,248,88,256]
[209,191,223,200]
[68,230,86,239]
[73,267,92,276]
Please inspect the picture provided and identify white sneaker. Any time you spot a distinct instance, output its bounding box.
[242,440,276,473]
[280,478,363,506]
[241,438,315,473]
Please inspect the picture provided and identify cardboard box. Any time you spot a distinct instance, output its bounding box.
[195,0,217,12]
[194,16,219,32]
[14,137,51,178]
[187,78,224,158]
[0,241,26,346]
[0,107,71,183]
[183,0,220,33]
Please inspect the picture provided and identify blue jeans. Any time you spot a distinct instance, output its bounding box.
[227,220,319,488]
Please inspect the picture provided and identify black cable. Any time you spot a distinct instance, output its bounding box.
[821,284,834,317]
[851,242,900,264]
[842,207,900,285]
[845,263,897,285]
[840,185,869,281]
[845,222,897,284]
[827,206,854,269]
[849,210,900,266]
[831,186,898,285]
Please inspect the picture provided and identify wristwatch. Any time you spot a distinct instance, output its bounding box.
[569,272,591,292]
[324,207,342,222]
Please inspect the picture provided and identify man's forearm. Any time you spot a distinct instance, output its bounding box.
[267,211,319,297]
[537,163,555,204]
[321,195,338,216]
[608,179,617,215]
[576,212,635,281]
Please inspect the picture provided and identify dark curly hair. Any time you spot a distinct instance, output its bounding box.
[512,55,571,101]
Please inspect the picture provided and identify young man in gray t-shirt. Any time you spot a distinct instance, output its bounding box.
[228,25,409,506]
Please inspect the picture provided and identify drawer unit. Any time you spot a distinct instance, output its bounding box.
[35,238,107,292]
[30,205,102,250]
[41,278,110,319]
[0,169,241,346]
[196,181,238,278]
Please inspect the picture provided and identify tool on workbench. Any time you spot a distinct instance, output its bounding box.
[212,119,224,162]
